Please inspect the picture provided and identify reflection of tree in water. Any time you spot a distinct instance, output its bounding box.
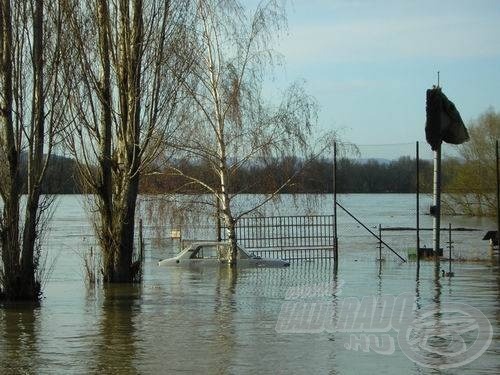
[433,263,442,306]
[0,305,41,374]
[213,267,238,373]
[91,285,142,375]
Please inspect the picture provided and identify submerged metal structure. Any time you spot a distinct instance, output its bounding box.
[425,84,469,260]
[224,214,337,262]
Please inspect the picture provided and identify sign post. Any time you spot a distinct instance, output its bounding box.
[425,80,468,275]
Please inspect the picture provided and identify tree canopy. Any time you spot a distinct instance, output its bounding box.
[443,108,500,216]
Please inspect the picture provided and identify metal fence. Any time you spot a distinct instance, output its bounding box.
[223,215,336,262]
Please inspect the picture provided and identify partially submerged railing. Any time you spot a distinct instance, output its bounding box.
[223,215,336,262]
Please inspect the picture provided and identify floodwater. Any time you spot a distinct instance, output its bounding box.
[0,194,498,374]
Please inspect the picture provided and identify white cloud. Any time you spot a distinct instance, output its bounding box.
[280,11,500,63]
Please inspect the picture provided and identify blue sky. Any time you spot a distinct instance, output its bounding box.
[268,0,500,155]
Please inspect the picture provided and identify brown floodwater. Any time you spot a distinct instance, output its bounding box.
[0,195,498,374]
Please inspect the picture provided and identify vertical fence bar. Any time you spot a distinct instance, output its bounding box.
[301,216,305,248]
[269,217,273,249]
[250,217,253,248]
[333,142,339,268]
[279,217,284,257]
[293,216,296,258]
[245,217,248,249]
[279,217,283,256]
[328,216,335,258]
[416,141,421,276]
[244,218,247,247]
[329,215,333,260]
[287,216,291,248]
[270,217,274,249]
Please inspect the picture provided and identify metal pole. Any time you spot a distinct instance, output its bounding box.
[336,202,407,262]
[378,224,382,261]
[416,141,420,276]
[433,144,441,270]
[448,223,452,275]
[333,142,339,269]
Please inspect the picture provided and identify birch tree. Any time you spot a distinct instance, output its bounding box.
[168,0,322,265]
[62,0,191,282]
[0,0,67,300]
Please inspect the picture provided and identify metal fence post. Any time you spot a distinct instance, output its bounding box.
[416,141,421,277]
[333,142,339,269]
[433,144,442,274]
[378,224,382,260]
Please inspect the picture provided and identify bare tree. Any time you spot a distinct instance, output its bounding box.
[0,0,67,300]
[61,0,192,282]
[443,108,500,216]
[165,0,329,265]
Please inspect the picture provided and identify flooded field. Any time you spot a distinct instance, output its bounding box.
[0,194,498,374]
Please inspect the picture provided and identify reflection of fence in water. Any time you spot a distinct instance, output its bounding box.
[235,261,339,299]
[224,215,336,261]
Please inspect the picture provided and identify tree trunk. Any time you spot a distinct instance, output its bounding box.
[0,195,21,299]
[0,0,21,299]
[0,1,19,293]
[0,0,20,299]
[225,215,238,267]
[219,164,238,265]
[20,194,41,299]
[114,175,140,281]
[99,0,143,283]
[96,0,115,282]
[206,23,239,265]
[21,0,45,299]
[0,0,45,301]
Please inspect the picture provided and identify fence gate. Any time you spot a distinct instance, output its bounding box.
[223,215,336,262]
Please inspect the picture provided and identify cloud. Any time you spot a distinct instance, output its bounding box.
[280,8,500,63]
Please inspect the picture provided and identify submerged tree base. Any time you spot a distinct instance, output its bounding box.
[0,278,41,302]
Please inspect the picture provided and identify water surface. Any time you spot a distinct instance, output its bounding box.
[0,194,498,374]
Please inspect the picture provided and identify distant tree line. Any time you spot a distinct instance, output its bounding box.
[18,154,79,194]
[140,156,444,194]
[34,154,476,195]
[30,153,488,197]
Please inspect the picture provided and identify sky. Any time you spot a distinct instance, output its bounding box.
[267,0,500,157]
